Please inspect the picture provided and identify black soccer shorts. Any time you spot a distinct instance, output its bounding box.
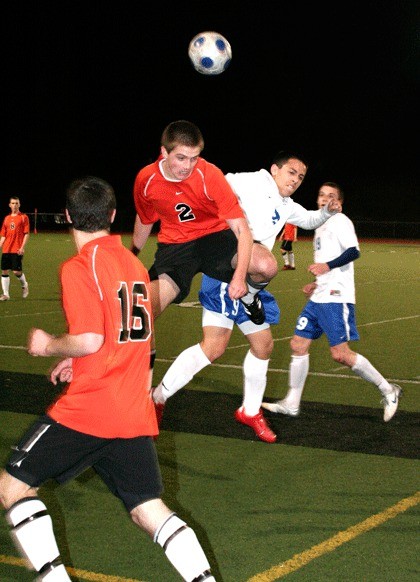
[1,253,23,271]
[6,415,163,512]
[149,228,238,303]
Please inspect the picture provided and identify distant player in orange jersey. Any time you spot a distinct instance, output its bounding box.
[279,222,298,270]
[0,196,30,300]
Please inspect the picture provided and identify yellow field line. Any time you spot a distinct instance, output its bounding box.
[0,554,144,582]
[247,491,420,581]
[1,492,418,581]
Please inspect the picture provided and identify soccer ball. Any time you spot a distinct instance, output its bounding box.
[188,31,232,75]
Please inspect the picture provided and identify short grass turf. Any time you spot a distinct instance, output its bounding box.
[0,234,419,581]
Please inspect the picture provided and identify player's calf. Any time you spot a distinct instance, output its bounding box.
[6,496,71,580]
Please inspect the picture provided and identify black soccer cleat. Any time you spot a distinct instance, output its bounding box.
[240,294,265,325]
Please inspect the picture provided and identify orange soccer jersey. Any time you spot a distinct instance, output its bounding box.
[282,222,297,241]
[0,212,30,253]
[133,157,245,243]
[48,235,157,438]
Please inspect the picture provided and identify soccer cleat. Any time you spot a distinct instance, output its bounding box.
[234,407,276,443]
[282,265,295,270]
[382,384,402,422]
[22,284,29,298]
[261,399,300,417]
[240,293,265,325]
[0,294,10,301]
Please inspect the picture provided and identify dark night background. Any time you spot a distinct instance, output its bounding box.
[1,2,419,226]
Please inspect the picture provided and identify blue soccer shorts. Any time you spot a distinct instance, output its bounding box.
[293,300,359,347]
[199,274,280,334]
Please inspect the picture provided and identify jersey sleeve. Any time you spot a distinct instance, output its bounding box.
[335,214,360,250]
[23,214,30,234]
[61,259,105,336]
[286,202,331,230]
[133,168,160,224]
[206,163,245,220]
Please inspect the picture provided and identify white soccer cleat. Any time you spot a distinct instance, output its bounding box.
[0,294,10,301]
[261,399,300,417]
[22,284,29,298]
[382,384,402,422]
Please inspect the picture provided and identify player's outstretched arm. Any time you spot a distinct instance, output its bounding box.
[131,214,153,256]
[226,216,253,300]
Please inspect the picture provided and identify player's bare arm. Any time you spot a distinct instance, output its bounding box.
[226,216,253,300]
[27,329,104,358]
[131,215,154,255]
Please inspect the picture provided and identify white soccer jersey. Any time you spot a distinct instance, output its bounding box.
[311,213,360,304]
[225,169,334,251]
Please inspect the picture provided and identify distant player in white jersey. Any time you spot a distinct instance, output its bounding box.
[262,181,402,422]
[152,152,343,441]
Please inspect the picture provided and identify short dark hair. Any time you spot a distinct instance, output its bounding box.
[320,181,344,202]
[161,120,205,153]
[66,176,116,232]
[272,150,309,169]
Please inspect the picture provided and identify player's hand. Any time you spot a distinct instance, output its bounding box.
[302,282,317,298]
[27,328,54,357]
[308,262,330,276]
[228,273,248,300]
[49,358,73,385]
[326,199,342,213]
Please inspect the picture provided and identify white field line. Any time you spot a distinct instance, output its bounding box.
[223,314,420,351]
[1,315,419,385]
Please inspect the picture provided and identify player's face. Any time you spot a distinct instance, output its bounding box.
[161,145,202,181]
[271,159,307,198]
[317,187,339,209]
[9,199,20,213]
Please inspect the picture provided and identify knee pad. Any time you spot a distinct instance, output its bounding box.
[6,497,68,579]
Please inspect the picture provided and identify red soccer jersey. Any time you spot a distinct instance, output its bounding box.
[0,212,30,253]
[48,235,158,438]
[282,222,297,241]
[133,157,245,243]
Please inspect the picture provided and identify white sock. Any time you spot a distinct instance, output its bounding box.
[351,353,393,395]
[17,273,28,287]
[154,344,211,403]
[284,354,309,407]
[282,251,289,265]
[2,275,10,296]
[6,497,71,580]
[242,350,269,416]
[241,279,269,304]
[155,514,215,582]
[289,252,295,267]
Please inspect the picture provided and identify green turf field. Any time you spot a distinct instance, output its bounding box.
[0,233,419,581]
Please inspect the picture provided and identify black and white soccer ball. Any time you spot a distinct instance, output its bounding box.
[188,31,232,75]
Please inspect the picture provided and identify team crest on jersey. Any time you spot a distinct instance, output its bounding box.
[271,209,281,225]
